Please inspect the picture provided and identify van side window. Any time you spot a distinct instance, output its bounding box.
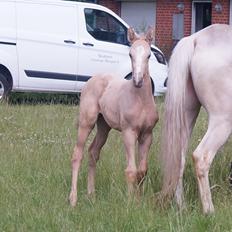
[84,8,128,45]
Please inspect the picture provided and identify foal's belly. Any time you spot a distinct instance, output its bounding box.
[99,98,157,132]
[99,96,122,130]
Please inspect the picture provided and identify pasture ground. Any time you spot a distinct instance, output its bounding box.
[1,98,232,232]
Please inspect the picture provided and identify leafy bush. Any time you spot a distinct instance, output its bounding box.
[8,92,80,105]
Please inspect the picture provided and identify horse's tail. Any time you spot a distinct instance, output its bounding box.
[160,35,196,199]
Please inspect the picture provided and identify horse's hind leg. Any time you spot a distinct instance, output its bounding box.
[137,132,152,188]
[175,78,200,209]
[192,117,232,214]
[87,115,111,196]
[175,107,200,208]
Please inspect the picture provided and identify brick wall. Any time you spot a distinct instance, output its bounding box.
[156,0,230,58]
[156,0,192,58]
[212,0,230,24]
[98,0,121,15]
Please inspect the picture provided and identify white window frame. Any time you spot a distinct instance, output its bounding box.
[191,0,212,34]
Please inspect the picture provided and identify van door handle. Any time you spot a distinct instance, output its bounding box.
[64,40,76,44]
[83,42,94,47]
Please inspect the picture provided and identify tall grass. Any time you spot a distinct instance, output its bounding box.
[0,99,232,231]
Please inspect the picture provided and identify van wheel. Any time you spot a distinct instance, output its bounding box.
[0,73,10,100]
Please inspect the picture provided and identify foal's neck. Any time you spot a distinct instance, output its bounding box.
[131,71,154,102]
[141,73,153,97]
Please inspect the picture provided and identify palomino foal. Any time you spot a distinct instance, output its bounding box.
[69,27,158,207]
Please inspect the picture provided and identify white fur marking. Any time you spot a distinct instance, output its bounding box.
[134,46,145,82]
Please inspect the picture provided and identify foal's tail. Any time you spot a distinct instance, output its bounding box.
[160,35,196,199]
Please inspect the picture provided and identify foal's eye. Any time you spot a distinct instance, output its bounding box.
[129,53,132,58]
[148,54,151,59]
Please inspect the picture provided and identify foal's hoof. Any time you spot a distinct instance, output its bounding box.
[69,193,77,207]
[203,206,215,215]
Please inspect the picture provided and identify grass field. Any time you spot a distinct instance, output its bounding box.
[1,98,232,232]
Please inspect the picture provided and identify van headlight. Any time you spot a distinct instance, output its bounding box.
[151,48,166,65]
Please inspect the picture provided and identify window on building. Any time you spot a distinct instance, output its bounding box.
[84,8,128,45]
[121,2,156,33]
[192,2,212,32]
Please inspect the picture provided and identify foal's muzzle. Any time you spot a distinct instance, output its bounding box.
[133,78,143,88]
[132,72,144,88]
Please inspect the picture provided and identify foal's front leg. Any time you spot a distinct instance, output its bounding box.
[122,129,137,196]
[137,132,152,187]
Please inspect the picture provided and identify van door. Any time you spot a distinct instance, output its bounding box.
[16,2,78,92]
[76,6,130,91]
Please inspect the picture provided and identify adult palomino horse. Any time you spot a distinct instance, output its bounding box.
[161,24,232,214]
[69,27,159,207]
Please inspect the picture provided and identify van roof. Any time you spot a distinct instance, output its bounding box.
[14,0,114,14]
[13,0,130,30]
[15,0,99,7]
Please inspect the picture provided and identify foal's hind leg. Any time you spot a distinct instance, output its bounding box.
[69,104,99,207]
[192,117,232,214]
[69,125,93,207]
[87,115,111,196]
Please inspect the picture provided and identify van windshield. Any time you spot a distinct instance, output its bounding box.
[84,8,128,45]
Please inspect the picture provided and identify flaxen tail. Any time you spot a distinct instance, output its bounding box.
[160,35,196,199]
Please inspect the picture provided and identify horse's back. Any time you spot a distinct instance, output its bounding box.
[191,24,232,112]
[193,24,232,69]
[195,24,232,45]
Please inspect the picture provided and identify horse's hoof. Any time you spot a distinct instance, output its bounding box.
[69,193,77,207]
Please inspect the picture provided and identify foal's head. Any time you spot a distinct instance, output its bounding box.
[128,27,154,88]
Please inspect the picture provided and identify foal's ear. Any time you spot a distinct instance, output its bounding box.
[128,27,138,44]
[145,27,155,45]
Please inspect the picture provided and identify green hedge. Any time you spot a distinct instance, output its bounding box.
[7,92,81,105]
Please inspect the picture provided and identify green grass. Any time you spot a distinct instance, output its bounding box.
[1,98,232,232]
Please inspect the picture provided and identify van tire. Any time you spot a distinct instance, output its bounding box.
[0,73,11,100]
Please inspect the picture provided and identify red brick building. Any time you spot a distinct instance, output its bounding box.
[155,0,231,56]
[95,0,232,57]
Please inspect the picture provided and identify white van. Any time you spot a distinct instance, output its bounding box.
[0,0,167,99]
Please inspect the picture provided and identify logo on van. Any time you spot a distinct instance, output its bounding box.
[91,54,119,64]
